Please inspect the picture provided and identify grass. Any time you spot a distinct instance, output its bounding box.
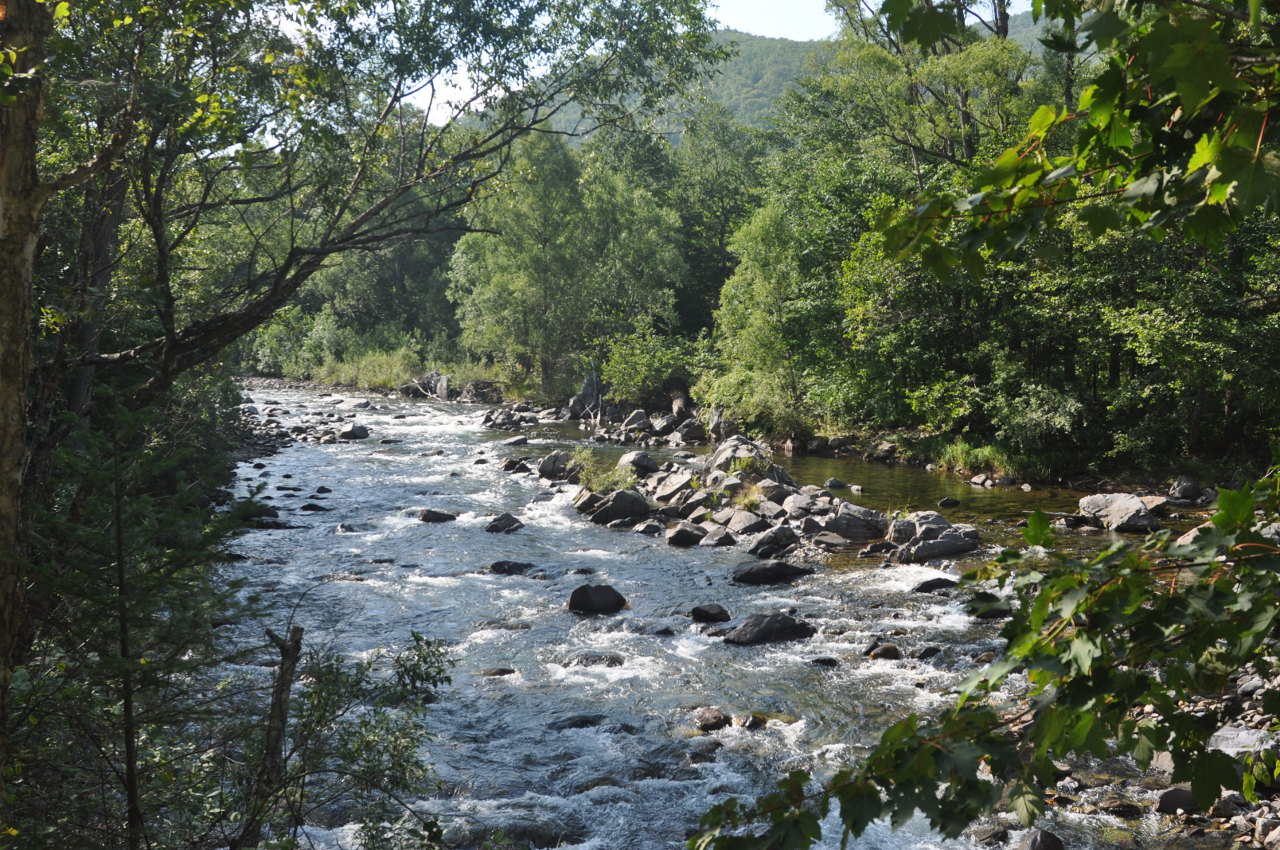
[568,447,637,494]
[313,347,424,389]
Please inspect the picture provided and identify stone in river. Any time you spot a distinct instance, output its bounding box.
[418,508,457,523]
[489,560,537,575]
[567,583,627,615]
[723,611,816,646]
[690,603,730,623]
[732,560,812,585]
[484,513,524,533]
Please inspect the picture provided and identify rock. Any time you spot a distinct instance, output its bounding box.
[567,584,627,615]
[824,503,888,539]
[1078,493,1160,532]
[547,713,606,731]
[618,451,660,474]
[971,825,1009,846]
[781,493,815,515]
[937,497,961,508]
[893,531,979,563]
[824,477,848,489]
[621,409,651,431]
[501,435,529,446]
[858,541,898,558]
[912,576,958,593]
[538,450,571,479]
[967,592,1013,620]
[887,510,951,544]
[867,440,897,461]
[490,560,537,575]
[567,652,625,668]
[694,707,731,732]
[337,424,369,440]
[1157,787,1202,815]
[691,603,731,623]
[1100,798,1144,818]
[722,509,771,536]
[699,526,736,547]
[484,513,524,533]
[653,471,695,502]
[458,379,503,404]
[810,657,839,667]
[418,508,457,523]
[631,519,664,536]
[666,521,708,547]
[1019,829,1064,850]
[1170,474,1201,500]
[723,611,816,646]
[300,503,330,512]
[481,667,516,677]
[916,646,942,660]
[732,560,814,585]
[746,525,800,558]
[1139,494,1170,514]
[808,532,852,551]
[867,643,902,660]
[588,489,650,524]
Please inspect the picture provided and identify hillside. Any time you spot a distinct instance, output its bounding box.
[698,29,828,126]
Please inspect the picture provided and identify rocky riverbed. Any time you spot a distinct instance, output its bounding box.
[226,379,1276,850]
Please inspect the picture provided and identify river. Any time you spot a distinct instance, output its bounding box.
[224,386,1207,850]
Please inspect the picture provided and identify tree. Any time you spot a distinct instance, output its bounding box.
[1,0,723,782]
[880,0,1280,269]
[448,134,685,392]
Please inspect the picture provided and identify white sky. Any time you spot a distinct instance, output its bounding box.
[708,0,840,41]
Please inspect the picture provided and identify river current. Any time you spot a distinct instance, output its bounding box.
[225,387,1190,850]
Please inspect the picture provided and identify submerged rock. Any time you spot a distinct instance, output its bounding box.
[732,560,813,585]
[723,611,816,646]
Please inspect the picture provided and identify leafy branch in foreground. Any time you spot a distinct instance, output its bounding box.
[693,474,1280,849]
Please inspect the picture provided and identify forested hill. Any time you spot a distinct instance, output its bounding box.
[700,29,828,126]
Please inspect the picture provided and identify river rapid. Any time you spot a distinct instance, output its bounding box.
[224,385,1202,850]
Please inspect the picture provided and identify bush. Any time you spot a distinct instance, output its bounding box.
[569,447,637,493]
[600,327,694,408]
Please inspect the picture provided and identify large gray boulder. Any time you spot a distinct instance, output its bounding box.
[588,490,651,525]
[702,435,795,486]
[617,451,660,475]
[824,504,888,540]
[723,611,816,646]
[723,509,772,536]
[653,471,695,502]
[887,510,950,544]
[621,409,651,431]
[338,423,369,440]
[893,531,979,563]
[1078,493,1160,532]
[747,525,799,558]
[666,521,707,547]
[537,450,571,479]
[1169,474,1201,500]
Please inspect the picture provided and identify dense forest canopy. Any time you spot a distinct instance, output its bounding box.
[5,0,1280,846]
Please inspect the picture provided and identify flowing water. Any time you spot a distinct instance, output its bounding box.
[224,387,1208,850]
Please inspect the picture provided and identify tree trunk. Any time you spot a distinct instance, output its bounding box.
[0,0,54,785]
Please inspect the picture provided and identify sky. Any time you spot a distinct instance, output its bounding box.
[708,0,841,41]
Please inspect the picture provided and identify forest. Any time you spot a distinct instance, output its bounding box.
[4,0,1280,848]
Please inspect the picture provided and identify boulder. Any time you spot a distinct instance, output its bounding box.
[1019,829,1064,850]
[691,603,731,623]
[867,643,902,660]
[733,560,814,585]
[937,497,961,508]
[1170,474,1201,500]
[757,478,798,502]
[887,511,952,544]
[588,490,650,525]
[650,413,679,436]
[723,611,816,646]
[631,519,664,536]
[824,477,848,489]
[1078,493,1160,532]
[893,532,979,563]
[567,584,627,615]
[666,521,708,547]
[490,560,537,575]
[699,526,736,547]
[621,409,651,431]
[418,509,458,523]
[912,576,958,593]
[618,451,660,475]
[1157,786,1202,815]
[501,435,529,447]
[484,513,524,533]
[824,505,888,540]
[694,707,731,732]
[653,471,696,502]
[459,379,503,404]
[754,500,787,521]
[337,423,369,440]
[574,489,604,514]
[746,525,799,558]
[724,510,772,536]
[537,450,571,479]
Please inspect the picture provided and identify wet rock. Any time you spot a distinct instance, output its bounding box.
[547,714,606,731]
[970,825,1009,846]
[746,526,800,558]
[894,532,979,563]
[968,592,1013,620]
[754,499,787,521]
[811,657,840,667]
[699,526,736,547]
[733,713,766,730]
[912,576,958,593]
[568,584,627,615]
[938,497,961,508]
[489,560,537,575]
[337,423,369,440]
[858,541,898,558]
[824,477,848,489]
[567,652,625,668]
[723,611,816,646]
[621,409,651,431]
[691,603,731,623]
[481,667,516,677]
[887,510,951,544]
[618,450,659,474]
[484,513,524,533]
[653,471,695,502]
[418,508,458,523]
[732,560,813,585]
[588,489,650,525]
[300,503,331,512]
[573,489,604,514]
[500,434,528,446]
[809,532,852,552]
[1157,787,1202,815]
[694,707,731,732]
[916,646,942,660]
[1100,798,1144,818]
[632,519,664,536]
[824,503,888,539]
[666,521,707,547]
[1078,493,1160,533]
[1019,829,1064,850]
[866,643,902,660]
[240,501,279,519]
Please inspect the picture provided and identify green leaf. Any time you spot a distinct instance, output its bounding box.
[1008,781,1045,826]
[1022,510,1053,546]
[53,2,71,20]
